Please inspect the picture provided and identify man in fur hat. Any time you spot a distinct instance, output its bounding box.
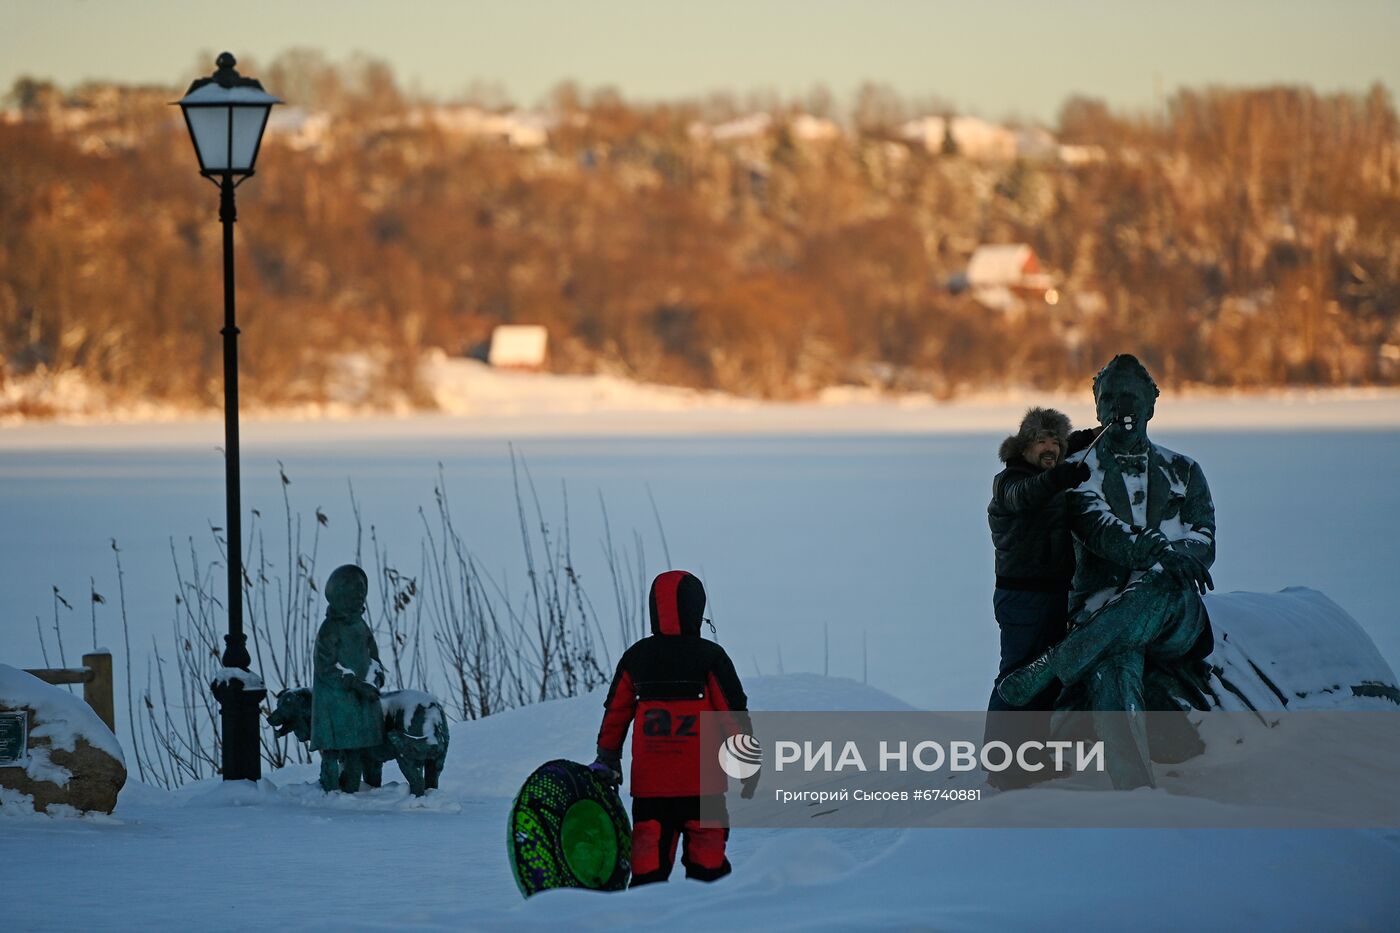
[985,408,1093,787]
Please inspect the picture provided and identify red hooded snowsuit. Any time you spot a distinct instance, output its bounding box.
[596,570,750,884]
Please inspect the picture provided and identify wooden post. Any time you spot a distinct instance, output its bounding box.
[22,657,116,736]
[23,668,92,685]
[82,652,116,735]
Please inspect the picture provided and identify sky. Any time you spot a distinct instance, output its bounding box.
[2,0,1398,123]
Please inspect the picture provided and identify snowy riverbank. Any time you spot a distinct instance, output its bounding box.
[5,357,1400,449]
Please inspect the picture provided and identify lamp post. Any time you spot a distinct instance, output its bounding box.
[176,53,279,781]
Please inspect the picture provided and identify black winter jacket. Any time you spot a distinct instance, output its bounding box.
[988,460,1075,591]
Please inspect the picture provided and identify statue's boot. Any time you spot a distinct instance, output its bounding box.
[319,753,342,793]
[339,751,365,793]
[1089,653,1155,789]
[1145,670,1206,764]
[997,647,1058,708]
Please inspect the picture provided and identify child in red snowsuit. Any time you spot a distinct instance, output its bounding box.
[592,570,756,886]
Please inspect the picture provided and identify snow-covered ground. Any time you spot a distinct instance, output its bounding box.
[5,674,1398,931]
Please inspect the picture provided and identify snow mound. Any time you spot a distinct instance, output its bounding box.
[446,674,912,798]
[1205,588,1400,710]
[748,673,918,712]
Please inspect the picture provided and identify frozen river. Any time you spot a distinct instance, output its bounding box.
[3,418,1398,744]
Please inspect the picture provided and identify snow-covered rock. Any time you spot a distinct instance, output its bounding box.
[0,664,126,813]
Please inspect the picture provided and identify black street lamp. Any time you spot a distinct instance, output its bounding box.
[176,53,280,781]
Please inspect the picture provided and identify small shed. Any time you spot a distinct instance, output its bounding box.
[487,325,548,370]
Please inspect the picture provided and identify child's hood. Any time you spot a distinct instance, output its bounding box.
[649,570,706,637]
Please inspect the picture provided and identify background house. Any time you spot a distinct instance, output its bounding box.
[955,244,1058,311]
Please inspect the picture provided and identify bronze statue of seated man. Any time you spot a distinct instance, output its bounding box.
[998,355,1216,788]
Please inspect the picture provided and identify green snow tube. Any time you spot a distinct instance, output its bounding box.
[509,759,632,897]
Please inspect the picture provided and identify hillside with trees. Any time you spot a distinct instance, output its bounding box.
[2,53,1398,415]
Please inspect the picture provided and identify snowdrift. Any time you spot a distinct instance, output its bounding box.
[1204,587,1400,711]
[3,672,1398,930]
[451,674,914,798]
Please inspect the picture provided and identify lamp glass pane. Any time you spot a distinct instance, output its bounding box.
[230,105,270,171]
[187,106,231,171]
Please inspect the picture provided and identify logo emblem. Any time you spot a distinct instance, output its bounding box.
[718,733,762,780]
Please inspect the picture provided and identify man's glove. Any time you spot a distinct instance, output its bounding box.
[1066,428,1098,455]
[740,772,761,800]
[1158,549,1215,595]
[589,749,623,788]
[351,679,381,701]
[1049,460,1091,490]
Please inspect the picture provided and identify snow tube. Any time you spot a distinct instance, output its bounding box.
[509,759,631,898]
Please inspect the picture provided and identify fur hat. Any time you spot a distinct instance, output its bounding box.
[998,407,1071,464]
